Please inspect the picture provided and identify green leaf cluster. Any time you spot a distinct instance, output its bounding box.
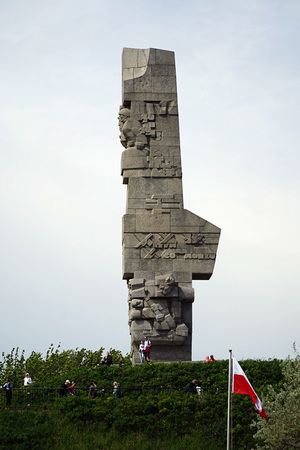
[254,344,300,449]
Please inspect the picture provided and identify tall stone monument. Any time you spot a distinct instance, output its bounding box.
[119,48,221,364]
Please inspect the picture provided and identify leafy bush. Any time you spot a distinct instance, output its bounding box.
[254,344,300,449]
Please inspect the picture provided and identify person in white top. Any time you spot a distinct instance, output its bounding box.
[24,373,32,387]
[24,373,32,405]
[138,341,145,363]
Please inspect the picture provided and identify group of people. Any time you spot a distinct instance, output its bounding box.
[3,350,117,408]
[59,379,76,397]
[205,355,215,362]
[3,351,214,408]
[4,373,204,408]
[3,372,32,409]
[138,336,152,363]
[58,379,121,399]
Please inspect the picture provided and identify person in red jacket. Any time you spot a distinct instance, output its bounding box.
[144,336,152,362]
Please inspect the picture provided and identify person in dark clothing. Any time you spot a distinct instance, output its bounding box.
[113,381,121,398]
[102,351,113,366]
[4,379,13,408]
[188,379,198,394]
[88,381,97,399]
[59,380,70,397]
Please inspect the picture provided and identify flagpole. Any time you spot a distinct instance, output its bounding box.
[227,349,232,450]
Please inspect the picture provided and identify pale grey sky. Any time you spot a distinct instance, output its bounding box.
[1,0,299,361]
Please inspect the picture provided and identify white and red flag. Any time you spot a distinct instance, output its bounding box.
[232,357,268,420]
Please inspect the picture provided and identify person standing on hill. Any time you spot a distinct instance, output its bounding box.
[59,380,70,397]
[188,379,198,394]
[139,340,145,363]
[24,373,32,387]
[88,381,97,399]
[113,381,121,398]
[144,336,151,362]
[68,381,76,396]
[4,379,13,408]
[103,351,113,366]
[24,372,33,405]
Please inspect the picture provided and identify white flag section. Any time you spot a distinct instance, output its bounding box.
[232,358,268,420]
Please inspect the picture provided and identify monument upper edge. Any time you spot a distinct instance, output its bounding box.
[122,47,175,81]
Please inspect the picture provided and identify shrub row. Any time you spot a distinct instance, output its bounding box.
[0,347,284,449]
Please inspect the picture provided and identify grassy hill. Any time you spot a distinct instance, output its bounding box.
[0,347,284,449]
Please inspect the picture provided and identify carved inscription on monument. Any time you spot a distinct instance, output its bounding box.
[119,48,221,363]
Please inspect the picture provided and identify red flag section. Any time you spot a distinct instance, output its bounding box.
[232,358,268,420]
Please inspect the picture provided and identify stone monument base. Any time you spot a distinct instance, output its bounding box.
[132,343,191,365]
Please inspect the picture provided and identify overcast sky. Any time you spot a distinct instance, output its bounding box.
[1,0,299,363]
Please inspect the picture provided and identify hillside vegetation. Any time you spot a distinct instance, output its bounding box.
[1,345,297,449]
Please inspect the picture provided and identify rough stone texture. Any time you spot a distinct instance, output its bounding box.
[119,48,221,364]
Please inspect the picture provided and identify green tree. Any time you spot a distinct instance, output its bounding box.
[254,344,300,449]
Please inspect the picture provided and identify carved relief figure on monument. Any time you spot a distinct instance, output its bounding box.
[128,273,191,355]
[158,273,176,296]
[118,106,148,150]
